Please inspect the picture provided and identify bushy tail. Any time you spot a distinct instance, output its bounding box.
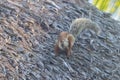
[69,18,101,38]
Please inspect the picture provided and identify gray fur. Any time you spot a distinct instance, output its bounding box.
[69,18,101,38]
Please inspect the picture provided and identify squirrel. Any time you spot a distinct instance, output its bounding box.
[54,31,75,57]
[54,18,101,57]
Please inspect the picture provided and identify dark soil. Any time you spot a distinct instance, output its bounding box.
[0,0,120,80]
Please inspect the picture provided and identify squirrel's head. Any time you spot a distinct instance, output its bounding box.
[58,32,69,50]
